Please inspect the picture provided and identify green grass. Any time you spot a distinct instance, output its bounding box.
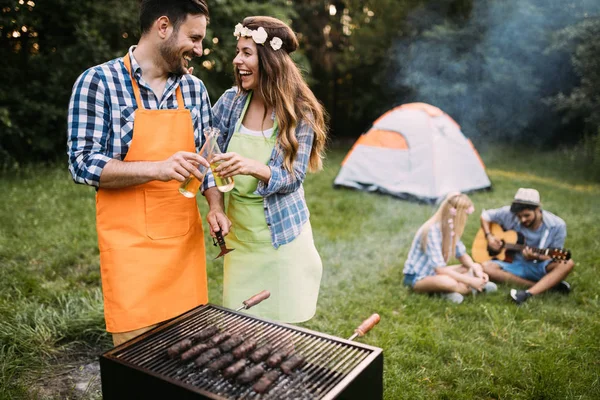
[1,145,599,399]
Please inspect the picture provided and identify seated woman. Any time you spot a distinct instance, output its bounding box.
[403,193,497,304]
[210,16,327,323]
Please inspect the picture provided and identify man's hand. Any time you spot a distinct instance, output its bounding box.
[522,246,537,261]
[155,151,209,182]
[206,208,231,238]
[486,234,503,252]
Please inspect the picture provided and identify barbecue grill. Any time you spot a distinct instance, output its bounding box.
[100,298,383,399]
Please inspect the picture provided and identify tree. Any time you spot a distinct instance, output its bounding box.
[0,0,139,167]
[546,17,600,176]
[0,0,296,166]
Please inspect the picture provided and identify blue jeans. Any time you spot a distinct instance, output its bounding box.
[403,273,418,287]
[493,259,552,282]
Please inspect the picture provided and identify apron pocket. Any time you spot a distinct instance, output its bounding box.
[144,189,193,240]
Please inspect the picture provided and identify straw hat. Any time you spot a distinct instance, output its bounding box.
[512,188,541,207]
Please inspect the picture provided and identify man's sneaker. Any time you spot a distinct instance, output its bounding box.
[551,280,571,294]
[441,292,464,304]
[510,289,532,305]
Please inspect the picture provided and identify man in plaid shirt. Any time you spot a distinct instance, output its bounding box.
[67,0,230,345]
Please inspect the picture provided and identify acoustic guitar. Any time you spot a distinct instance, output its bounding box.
[471,223,571,263]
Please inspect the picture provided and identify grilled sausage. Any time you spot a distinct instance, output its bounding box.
[194,348,222,367]
[266,347,294,368]
[207,353,235,371]
[208,332,231,346]
[167,339,192,358]
[181,343,211,362]
[219,334,244,353]
[280,354,306,374]
[232,338,258,359]
[223,359,247,378]
[237,364,266,384]
[190,325,219,342]
[249,344,273,363]
[253,370,281,393]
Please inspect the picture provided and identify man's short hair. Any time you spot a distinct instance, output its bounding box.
[510,202,539,214]
[140,0,209,35]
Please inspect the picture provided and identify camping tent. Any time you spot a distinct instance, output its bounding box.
[333,102,491,203]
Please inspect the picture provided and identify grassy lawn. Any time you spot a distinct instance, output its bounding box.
[1,144,599,399]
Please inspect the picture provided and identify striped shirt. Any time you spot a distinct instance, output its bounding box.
[212,87,314,248]
[403,222,467,281]
[67,46,214,189]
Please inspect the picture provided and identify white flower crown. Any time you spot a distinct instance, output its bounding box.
[234,23,283,51]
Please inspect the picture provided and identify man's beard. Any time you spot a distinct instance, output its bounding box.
[159,35,186,76]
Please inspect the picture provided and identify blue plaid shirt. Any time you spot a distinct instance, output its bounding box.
[212,88,314,248]
[403,222,467,282]
[67,46,214,190]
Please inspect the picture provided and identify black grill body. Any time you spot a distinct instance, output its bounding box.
[100,304,383,399]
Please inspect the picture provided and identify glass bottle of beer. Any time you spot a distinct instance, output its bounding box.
[207,128,235,193]
[178,127,213,198]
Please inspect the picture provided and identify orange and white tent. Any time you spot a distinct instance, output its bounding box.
[334,103,491,203]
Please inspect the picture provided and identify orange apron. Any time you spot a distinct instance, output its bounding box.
[96,54,207,333]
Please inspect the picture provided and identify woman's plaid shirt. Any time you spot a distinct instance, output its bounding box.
[212,88,314,249]
[403,222,467,281]
[67,46,214,189]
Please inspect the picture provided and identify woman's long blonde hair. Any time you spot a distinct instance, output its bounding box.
[420,193,474,262]
[234,16,328,172]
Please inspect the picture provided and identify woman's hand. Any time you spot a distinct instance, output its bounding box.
[211,152,261,178]
[471,263,489,282]
[469,276,487,292]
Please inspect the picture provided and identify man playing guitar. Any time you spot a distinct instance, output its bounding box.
[481,188,575,304]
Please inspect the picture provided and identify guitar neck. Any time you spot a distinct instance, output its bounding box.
[504,243,545,254]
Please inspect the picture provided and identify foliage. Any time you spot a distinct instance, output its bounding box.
[293,0,424,136]
[0,0,600,169]
[1,146,600,398]
[392,0,600,145]
[0,0,295,168]
[546,17,600,178]
[0,0,139,168]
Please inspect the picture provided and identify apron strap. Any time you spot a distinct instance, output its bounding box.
[234,91,278,135]
[123,53,185,110]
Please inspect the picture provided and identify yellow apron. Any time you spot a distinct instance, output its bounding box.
[96,54,208,334]
[222,93,322,323]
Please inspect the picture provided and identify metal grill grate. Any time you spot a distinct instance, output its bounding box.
[101,304,383,400]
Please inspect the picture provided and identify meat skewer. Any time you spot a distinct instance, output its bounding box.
[253,370,281,394]
[190,325,220,342]
[208,331,231,347]
[232,338,258,359]
[207,353,235,371]
[237,364,266,384]
[219,334,244,353]
[166,325,220,358]
[280,354,306,375]
[194,348,222,367]
[167,338,193,359]
[249,343,273,363]
[181,343,212,362]
[235,290,270,312]
[223,358,247,379]
[266,345,294,368]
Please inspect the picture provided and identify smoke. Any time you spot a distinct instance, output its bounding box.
[392,0,600,145]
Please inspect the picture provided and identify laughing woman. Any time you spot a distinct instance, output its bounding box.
[210,16,328,323]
